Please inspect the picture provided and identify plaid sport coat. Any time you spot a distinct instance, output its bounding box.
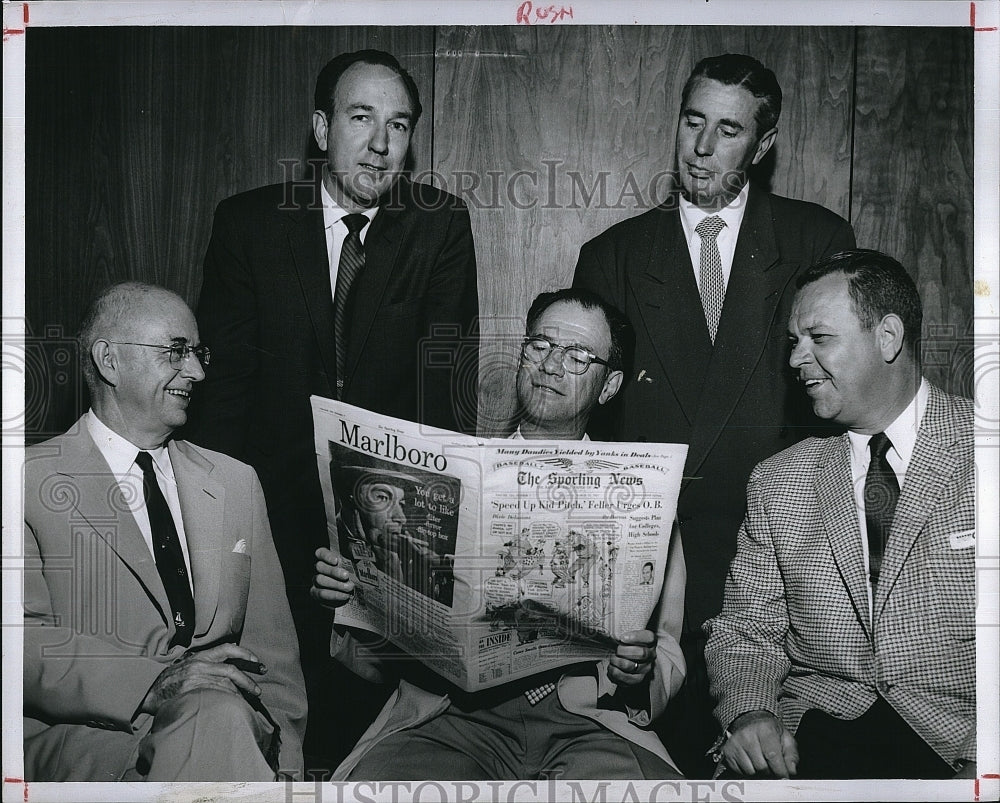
[704,383,975,768]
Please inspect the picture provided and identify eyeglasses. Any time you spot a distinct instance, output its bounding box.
[109,341,211,367]
[520,336,611,375]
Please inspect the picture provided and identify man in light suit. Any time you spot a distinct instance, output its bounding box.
[573,52,856,775]
[186,49,479,767]
[704,250,975,779]
[312,288,687,779]
[23,282,307,781]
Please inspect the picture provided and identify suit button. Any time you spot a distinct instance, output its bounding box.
[878,680,892,695]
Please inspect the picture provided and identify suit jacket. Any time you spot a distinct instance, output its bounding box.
[22,418,308,780]
[573,186,855,628]
[188,176,479,600]
[703,384,975,767]
[329,526,687,779]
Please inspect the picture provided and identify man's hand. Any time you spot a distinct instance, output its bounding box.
[608,629,656,687]
[722,709,799,778]
[139,643,266,716]
[311,547,356,610]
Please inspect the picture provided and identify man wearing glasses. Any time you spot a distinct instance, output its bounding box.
[22,282,307,781]
[512,289,625,441]
[312,288,687,780]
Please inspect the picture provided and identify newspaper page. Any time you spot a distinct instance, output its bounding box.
[313,396,687,693]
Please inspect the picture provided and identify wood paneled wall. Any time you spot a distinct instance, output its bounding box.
[851,27,975,401]
[23,25,974,441]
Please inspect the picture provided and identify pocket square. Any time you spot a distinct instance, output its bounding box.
[948,529,975,549]
[232,539,248,554]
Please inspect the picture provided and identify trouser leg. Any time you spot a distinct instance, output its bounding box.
[794,697,954,779]
[345,714,495,780]
[346,688,682,781]
[137,688,276,781]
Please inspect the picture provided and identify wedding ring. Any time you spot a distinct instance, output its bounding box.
[633,660,639,672]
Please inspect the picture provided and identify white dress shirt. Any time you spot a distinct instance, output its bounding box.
[321,179,378,299]
[510,426,590,442]
[847,379,929,614]
[86,410,194,591]
[678,181,751,295]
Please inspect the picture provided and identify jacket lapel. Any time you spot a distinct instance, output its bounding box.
[287,179,339,394]
[686,189,792,475]
[57,424,173,626]
[873,386,960,622]
[630,205,712,422]
[170,440,224,637]
[816,434,873,638]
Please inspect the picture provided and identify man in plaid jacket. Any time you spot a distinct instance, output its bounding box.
[704,249,975,779]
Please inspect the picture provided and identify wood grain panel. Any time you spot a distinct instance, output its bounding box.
[852,27,974,397]
[26,28,124,439]
[432,25,541,435]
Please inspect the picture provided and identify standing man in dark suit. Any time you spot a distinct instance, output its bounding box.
[187,49,479,770]
[573,53,856,775]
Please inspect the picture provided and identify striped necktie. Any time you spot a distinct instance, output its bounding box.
[333,213,369,398]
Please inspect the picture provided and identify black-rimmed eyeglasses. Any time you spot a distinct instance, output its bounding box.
[520,336,611,375]
[109,341,211,367]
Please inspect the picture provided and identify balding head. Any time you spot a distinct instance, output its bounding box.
[79,282,187,390]
[80,282,206,448]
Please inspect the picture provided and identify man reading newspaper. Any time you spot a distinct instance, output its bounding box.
[312,289,686,780]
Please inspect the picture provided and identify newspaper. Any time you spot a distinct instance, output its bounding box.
[312,396,687,693]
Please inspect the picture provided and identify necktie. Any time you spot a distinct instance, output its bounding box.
[135,451,194,647]
[695,216,727,343]
[333,213,369,398]
[864,432,899,589]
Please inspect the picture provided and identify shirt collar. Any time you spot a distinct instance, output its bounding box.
[320,176,378,231]
[85,409,171,478]
[679,180,751,242]
[847,378,929,469]
[510,425,590,441]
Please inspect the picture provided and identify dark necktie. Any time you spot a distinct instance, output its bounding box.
[135,451,194,647]
[864,432,899,589]
[695,215,726,344]
[333,213,369,398]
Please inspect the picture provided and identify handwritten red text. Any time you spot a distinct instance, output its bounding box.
[516,2,574,25]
